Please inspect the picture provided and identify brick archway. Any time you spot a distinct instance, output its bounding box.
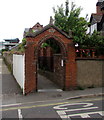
[25,24,77,94]
[35,35,67,57]
[36,36,67,90]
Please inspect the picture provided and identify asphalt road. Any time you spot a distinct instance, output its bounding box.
[1,96,104,119]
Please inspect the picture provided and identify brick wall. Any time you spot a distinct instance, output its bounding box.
[38,47,53,71]
[53,54,65,88]
[39,54,65,89]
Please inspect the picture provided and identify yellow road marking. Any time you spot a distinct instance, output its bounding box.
[1,102,70,111]
[1,97,102,112]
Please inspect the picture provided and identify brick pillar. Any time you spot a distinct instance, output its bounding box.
[25,41,37,94]
[65,43,77,90]
[80,49,83,58]
[40,48,44,56]
[46,47,53,71]
[46,47,52,57]
[92,49,96,58]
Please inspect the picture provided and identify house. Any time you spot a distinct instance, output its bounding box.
[3,38,20,50]
[89,0,104,35]
[23,22,43,37]
[31,22,43,32]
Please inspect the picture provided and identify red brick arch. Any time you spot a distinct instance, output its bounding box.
[25,25,77,94]
[35,35,67,58]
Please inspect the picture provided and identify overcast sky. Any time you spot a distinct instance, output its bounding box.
[0,0,98,42]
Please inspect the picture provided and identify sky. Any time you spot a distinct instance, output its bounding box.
[0,0,98,42]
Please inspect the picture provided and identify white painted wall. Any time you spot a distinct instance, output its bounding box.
[90,23,97,34]
[13,54,25,94]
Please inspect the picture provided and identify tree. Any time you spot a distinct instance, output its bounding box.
[84,31,104,55]
[53,0,89,46]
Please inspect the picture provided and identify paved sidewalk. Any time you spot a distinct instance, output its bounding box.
[15,87,103,104]
[2,57,21,95]
[37,74,61,90]
[1,56,103,105]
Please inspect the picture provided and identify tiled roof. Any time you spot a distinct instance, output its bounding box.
[32,22,43,29]
[96,2,103,6]
[25,24,71,39]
